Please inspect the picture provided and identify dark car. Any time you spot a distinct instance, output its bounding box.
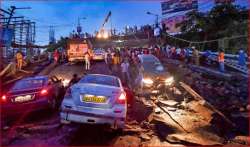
[1,75,64,118]
[136,54,174,94]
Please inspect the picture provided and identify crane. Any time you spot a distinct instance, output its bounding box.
[97,11,111,39]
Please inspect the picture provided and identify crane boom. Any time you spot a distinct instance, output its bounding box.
[101,11,111,28]
[97,11,112,38]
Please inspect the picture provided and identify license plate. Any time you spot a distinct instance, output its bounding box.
[81,94,106,103]
[15,95,33,103]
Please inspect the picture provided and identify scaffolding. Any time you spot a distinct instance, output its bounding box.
[0,7,36,58]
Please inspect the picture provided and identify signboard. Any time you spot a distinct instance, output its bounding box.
[161,0,198,15]
[0,28,14,47]
[68,43,88,56]
[162,15,186,34]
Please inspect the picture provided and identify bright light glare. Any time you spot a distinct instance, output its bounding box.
[119,93,126,100]
[165,77,174,85]
[62,79,70,87]
[103,32,109,39]
[97,33,102,38]
[143,78,153,85]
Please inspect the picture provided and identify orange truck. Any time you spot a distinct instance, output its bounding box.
[67,38,93,62]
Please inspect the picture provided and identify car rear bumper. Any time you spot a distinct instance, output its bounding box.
[60,109,125,128]
[92,56,104,60]
[1,98,50,118]
[68,57,84,62]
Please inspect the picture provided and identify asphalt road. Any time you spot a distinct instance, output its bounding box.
[1,60,248,146]
[1,61,140,146]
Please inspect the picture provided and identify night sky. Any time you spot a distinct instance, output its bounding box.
[2,0,248,45]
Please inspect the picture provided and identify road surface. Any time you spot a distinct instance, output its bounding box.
[1,60,249,146]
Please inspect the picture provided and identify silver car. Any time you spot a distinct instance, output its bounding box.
[60,74,127,130]
[92,49,105,61]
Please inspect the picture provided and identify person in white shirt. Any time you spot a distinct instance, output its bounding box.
[104,51,108,64]
[121,59,130,83]
[84,51,91,70]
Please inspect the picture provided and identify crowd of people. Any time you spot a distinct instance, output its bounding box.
[161,45,247,73]
[100,44,247,85]
[13,45,247,77]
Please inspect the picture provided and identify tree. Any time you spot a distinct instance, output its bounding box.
[174,3,248,52]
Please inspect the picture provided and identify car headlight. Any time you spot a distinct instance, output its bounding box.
[143,78,154,85]
[165,77,174,85]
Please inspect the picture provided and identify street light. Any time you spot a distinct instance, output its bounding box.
[146,11,159,26]
[77,17,86,35]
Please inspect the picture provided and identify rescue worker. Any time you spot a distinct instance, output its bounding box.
[84,51,91,71]
[238,49,246,66]
[16,51,23,70]
[218,49,225,72]
[192,47,199,66]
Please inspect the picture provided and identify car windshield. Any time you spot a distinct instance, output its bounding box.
[142,56,160,64]
[80,75,119,87]
[141,56,165,72]
[11,79,45,90]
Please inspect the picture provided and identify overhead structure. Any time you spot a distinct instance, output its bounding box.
[97,11,111,39]
[0,6,36,58]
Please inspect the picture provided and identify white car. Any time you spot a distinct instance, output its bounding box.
[92,49,105,61]
[60,74,127,131]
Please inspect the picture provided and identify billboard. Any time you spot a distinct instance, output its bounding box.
[161,0,198,15]
[162,15,186,34]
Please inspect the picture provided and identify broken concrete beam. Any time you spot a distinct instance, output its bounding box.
[166,133,224,146]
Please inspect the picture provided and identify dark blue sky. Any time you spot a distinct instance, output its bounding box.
[2,0,248,45]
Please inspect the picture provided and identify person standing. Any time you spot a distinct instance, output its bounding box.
[84,51,91,71]
[176,47,181,60]
[104,51,108,64]
[16,51,23,70]
[53,49,59,63]
[218,50,225,72]
[121,59,130,83]
[136,62,144,94]
[192,47,199,66]
[69,74,80,86]
[238,49,246,66]
[185,47,191,64]
[107,53,113,73]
